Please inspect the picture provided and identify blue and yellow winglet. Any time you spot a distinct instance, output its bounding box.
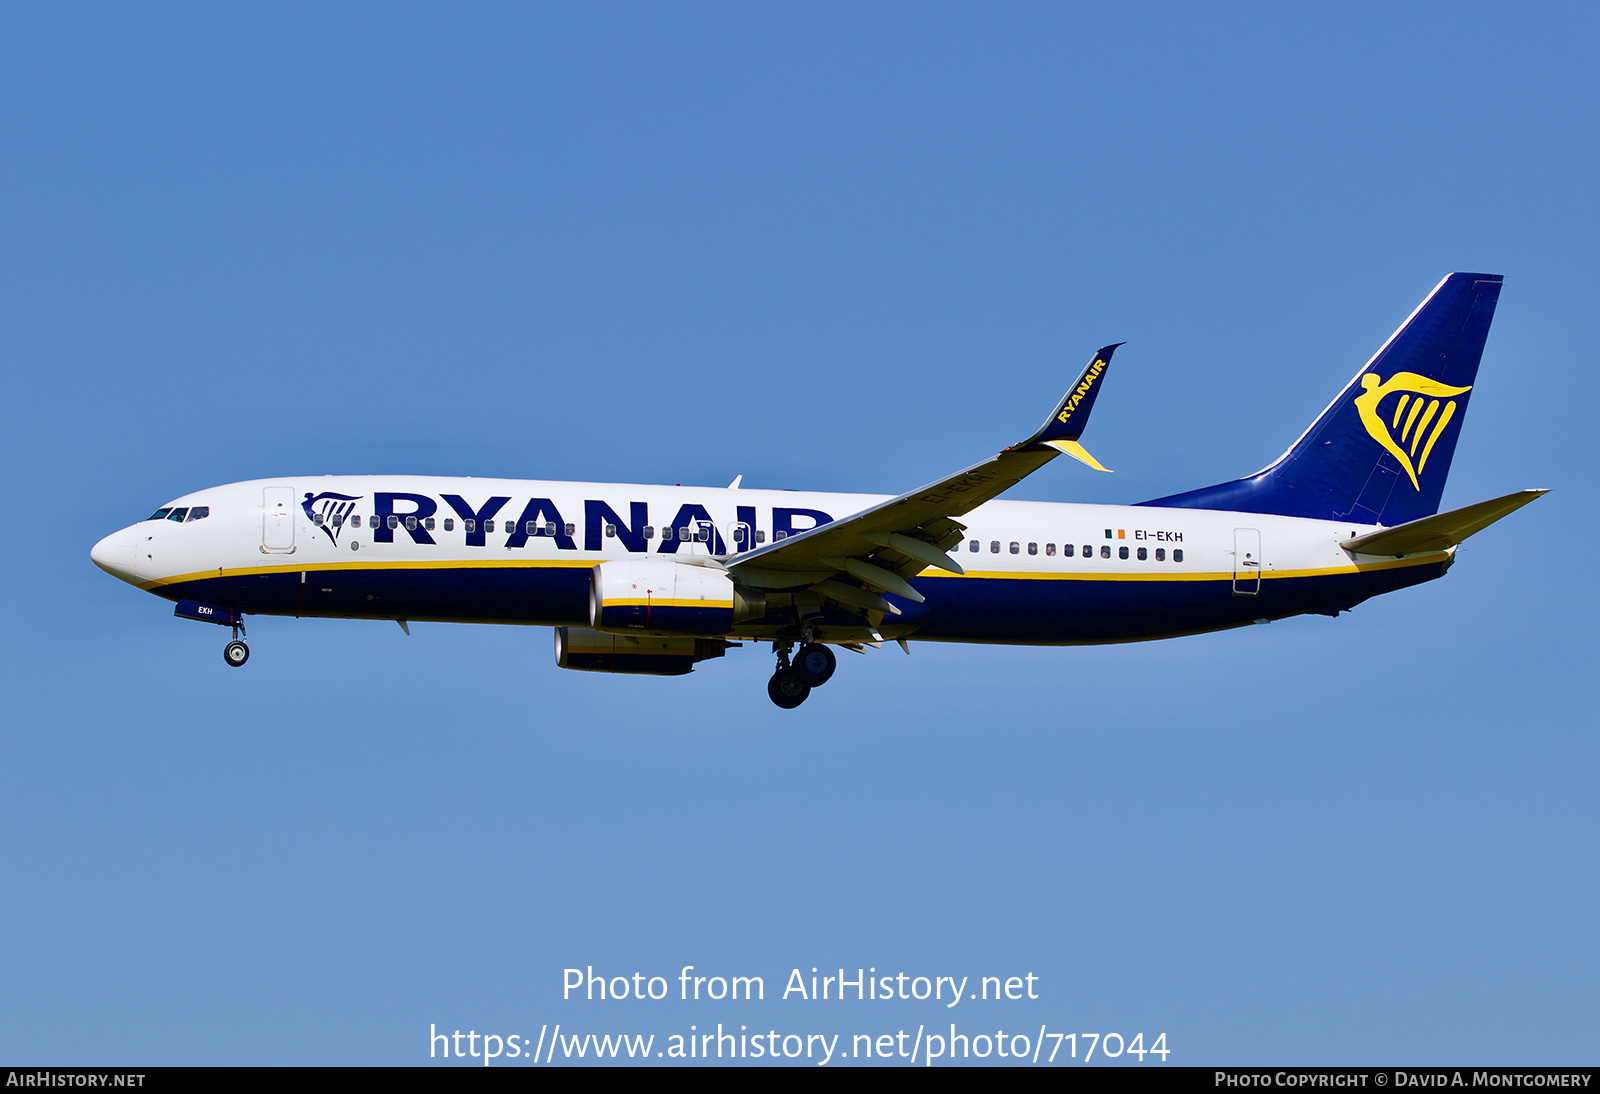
[1020,343,1122,472]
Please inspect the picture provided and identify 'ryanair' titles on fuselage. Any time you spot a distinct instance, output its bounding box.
[308,490,836,554]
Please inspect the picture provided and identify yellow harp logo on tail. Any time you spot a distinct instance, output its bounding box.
[1353,372,1472,490]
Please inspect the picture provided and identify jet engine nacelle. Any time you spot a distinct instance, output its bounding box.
[555,626,731,676]
[589,559,764,636]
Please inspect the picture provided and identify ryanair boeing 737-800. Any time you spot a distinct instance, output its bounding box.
[91,273,1543,707]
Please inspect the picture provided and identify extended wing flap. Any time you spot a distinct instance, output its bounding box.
[1341,488,1547,557]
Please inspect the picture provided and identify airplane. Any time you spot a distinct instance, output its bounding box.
[90,272,1544,708]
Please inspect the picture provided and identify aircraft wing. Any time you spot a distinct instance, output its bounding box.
[1341,488,1548,557]
[728,345,1122,615]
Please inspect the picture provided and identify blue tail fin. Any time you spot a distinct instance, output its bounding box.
[1139,273,1502,525]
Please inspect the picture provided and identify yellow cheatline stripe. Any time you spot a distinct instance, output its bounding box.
[138,556,598,590]
[914,553,1447,583]
[603,599,733,610]
[142,550,1447,593]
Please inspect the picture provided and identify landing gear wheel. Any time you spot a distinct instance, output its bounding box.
[767,669,811,709]
[794,643,836,686]
[223,640,250,667]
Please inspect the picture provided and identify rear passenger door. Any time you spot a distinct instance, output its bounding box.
[1232,527,1261,596]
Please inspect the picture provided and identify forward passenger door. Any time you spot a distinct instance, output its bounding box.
[263,486,296,553]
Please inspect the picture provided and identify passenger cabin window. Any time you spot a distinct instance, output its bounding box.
[756,531,766,543]
[167,508,188,522]
[147,508,172,521]
[1174,549,1184,562]
[483,519,494,533]
[662,527,674,541]
[990,541,1000,554]
[1082,544,1091,557]
[1119,546,1129,559]
[424,517,435,531]
[1063,543,1075,557]
[606,524,618,538]
[444,518,454,531]
[528,521,538,534]
[1100,545,1110,558]
[405,516,417,531]
[1155,547,1165,561]
[774,530,787,540]
[186,506,209,522]
[387,515,399,529]
[644,526,655,539]
[1027,542,1038,555]
[565,523,575,537]
[1045,543,1055,556]
[1137,547,1147,560]
[969,540,979,552]
[1009,542,1020,554]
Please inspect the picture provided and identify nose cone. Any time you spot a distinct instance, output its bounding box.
[90,526,140,584]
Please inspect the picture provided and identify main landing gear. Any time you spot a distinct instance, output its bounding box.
[223,623,249,668]
[767,641,838,708]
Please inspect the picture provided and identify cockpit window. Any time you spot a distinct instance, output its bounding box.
[147,508,172,521]
[186,506,210,522]
[166,508,189,522]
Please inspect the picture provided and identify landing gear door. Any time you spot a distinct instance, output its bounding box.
[263,486,296,553]
[1233,527,1261,596]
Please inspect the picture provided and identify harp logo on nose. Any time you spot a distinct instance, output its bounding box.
[1353,372,1473,490]
[301,491,363,545]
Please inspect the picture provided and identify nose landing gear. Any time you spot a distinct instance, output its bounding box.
[174,601,250,667]
[223,621,249,668]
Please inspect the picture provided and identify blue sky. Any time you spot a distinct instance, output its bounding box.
[1,3,1595,1065]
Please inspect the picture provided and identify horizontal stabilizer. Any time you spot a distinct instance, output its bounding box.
[1342,489,1547,556]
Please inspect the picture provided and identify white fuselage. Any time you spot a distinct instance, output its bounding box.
[90,475,1447,646]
